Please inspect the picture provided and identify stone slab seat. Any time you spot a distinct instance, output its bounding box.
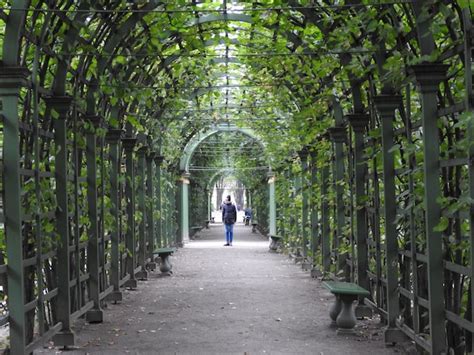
[322,281,370,334]
[251,222,258,233]
[153,247,177,275]
[190,226,203,239]
[268,234,282,252]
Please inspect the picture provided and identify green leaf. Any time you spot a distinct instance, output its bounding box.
[434,217,449,232]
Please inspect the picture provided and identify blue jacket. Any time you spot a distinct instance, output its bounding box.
[222,202,237,224]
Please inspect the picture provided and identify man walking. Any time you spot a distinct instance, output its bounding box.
[222,195,237,246]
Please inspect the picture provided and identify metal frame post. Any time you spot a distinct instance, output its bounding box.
[177,172,190,247]
[268,171,277,236]
[154,155,164,248]
[85,115,104,323]
[136,147,148,280]
[122,137,138,289]
[347,114,371,318]
[411,63,449,354]
[328,126,348,277]
[105,129,123,302]
[0,67,30,354]
[374,95,407,343]
[299,149,310,261]
[46,96,76,345]
[146,150,156,267]
[320,137,331,274]
[310,149,320,276]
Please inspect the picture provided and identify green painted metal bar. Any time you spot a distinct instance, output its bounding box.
[146,150,156,264]
[136,147,148,280]
[85,115,104,323]
[163,177,170,247]
[463,9,474,348]
[299,150,309,260]
[105,129,123,302]
[310,149,320,275]
[72,97,83,320]
[320,156,331,274]
[122,137,138,289]
[293,171,302,258]
[374,95,405,343]
[328,126,347,277]
[207,189,212,221]
[177,173,190,247]
[46,96,76,346]
[268,171,277,236]
[154,155,164,248]
[411,63,449,354]
[0,66,30,354]
[347,114,370,314]
[31,38,49,339]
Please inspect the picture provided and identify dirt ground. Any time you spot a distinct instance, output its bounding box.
[36,223,400,355]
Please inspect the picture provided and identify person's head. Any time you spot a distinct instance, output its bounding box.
[226,195,231,202]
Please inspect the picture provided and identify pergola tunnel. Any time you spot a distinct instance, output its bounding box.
[0,1,473,354]
[179,126,275,244]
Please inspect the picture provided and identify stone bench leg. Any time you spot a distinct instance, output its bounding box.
[336,294,358,334]
[329,295,342,324]
[159,254,173,275]
[269,238,278,252]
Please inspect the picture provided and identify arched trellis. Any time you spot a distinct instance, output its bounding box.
[1,2,472,354]
[179,124,267,172]
[176,125,276,245]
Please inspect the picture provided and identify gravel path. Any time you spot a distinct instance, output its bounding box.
[37,223,398,355]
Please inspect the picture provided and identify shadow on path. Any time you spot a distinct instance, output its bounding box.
[37,223,397,354]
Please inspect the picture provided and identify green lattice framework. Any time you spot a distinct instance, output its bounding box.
[0,1,473,354]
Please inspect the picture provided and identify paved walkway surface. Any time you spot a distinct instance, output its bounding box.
[38,224,398,355]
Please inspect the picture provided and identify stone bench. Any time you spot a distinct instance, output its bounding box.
[268,234,282,252]
[190,226,203,239]
[153,247,176,275]
[251,222,258,233]
[322,281,370,334]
